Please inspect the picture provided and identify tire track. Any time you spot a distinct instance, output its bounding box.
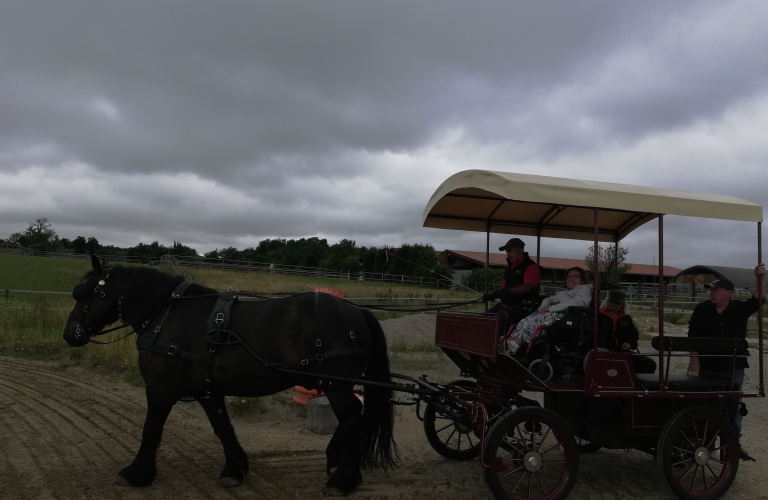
[0,367,226,499]
[0,375,280,498]
[0,359,293,499]
[0,408,56,500]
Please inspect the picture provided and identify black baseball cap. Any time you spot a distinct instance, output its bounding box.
[499,238,525,251]
[704,278,734,291]
[607,290,626,303]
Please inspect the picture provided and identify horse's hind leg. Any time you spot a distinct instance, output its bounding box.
[115,388,176,487]
[324,391,364,496]
[197,395,249,487]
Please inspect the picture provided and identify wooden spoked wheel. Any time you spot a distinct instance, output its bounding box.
[482,407,578,500]
[658,406,739,500]
[423,379,481,460]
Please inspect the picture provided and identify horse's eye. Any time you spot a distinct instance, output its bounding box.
[72,284,90,302]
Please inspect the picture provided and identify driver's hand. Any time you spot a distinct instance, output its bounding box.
[538,307,549,314]
[621,343,630,351]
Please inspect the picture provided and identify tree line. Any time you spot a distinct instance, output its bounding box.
[2,218,450,278]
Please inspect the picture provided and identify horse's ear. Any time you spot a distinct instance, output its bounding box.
[90,254,102,275]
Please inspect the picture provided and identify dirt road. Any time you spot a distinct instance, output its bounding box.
[1,314,767,499]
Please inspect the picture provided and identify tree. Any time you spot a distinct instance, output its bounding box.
[585,243,632,285]
[320,239,359,272]
[16,218,59,251]
[72,236,88,253]
[86,237,100,254]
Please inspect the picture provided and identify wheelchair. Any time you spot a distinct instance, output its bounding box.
[515,306,616,382]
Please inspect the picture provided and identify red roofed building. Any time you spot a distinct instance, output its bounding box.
[439,250,681,285]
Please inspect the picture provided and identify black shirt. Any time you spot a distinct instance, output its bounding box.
[687,296,762,371]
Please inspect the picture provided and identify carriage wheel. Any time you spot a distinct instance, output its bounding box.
[658,406,739,500]
[483,407,578,500]
[528,360,554,382]
[424,379,481,460]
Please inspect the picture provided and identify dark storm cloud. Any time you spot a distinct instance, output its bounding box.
[1,0,767,266]
[0,0,667,182]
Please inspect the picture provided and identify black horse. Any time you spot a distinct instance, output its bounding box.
[63,256,396,495]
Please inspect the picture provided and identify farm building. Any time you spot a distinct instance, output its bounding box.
[439,249,681,285]
[672,265,767,293]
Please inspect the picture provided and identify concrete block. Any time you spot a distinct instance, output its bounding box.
[306,397,338,434]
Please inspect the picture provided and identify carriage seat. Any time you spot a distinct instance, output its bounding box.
[637,336,748,392]
[635,374,741,392]
[650,336,749,355]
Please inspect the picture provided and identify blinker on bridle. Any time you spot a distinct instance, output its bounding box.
[71,273,131,342]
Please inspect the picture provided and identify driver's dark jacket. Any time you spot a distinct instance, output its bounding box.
[495,253,540,306]
[687,296,762,371]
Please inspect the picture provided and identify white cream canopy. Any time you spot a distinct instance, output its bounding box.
[422,170,763,242]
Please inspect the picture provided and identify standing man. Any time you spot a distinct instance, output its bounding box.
[686,263,765,461]
[482,238,542,328]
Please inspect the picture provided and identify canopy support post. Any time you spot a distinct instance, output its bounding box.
[485,221,490,311]
[593,209,599,351]
[536,228,541,266]
[658,215,665,394]
[759,222,764,396]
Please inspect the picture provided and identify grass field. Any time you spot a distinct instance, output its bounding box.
[0,254,480,390]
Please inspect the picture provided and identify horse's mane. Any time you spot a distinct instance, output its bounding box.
[116,266,214,323]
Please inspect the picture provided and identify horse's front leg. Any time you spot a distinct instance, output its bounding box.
[115,387,176,487]
[197,395,249,487]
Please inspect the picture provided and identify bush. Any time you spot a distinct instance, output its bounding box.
[664,312,691,326]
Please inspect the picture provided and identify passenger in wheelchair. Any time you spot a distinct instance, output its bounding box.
[599,290,656,374]
[505,267,592,353]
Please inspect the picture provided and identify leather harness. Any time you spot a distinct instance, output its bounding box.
[135,287,371,398]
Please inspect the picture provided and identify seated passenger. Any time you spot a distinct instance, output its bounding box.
[506,267,592,353]
[599,290,656,374]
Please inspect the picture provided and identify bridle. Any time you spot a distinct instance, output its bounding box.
[69,270,133,344]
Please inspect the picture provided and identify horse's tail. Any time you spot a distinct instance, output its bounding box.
[359,308,398,470]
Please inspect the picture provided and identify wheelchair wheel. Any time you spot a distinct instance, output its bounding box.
[529,359,554,382]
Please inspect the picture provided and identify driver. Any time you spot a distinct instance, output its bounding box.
[685,263,765,462]
[482,238,541,330]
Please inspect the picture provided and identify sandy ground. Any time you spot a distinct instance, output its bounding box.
[0,314,766,500]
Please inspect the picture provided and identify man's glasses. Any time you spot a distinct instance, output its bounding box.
[565,275,581,280]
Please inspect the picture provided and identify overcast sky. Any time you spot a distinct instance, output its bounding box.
[1,1,766,269]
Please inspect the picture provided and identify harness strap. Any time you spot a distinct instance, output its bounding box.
[136,333,370,375]
[314,292,324,366]
[201,292,237,398]
[149,282,191,342]
[333,295,357,354]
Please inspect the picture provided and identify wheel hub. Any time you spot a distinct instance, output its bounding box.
[694,447,710,465]
[454,420,472,433]
[523,451,543,472]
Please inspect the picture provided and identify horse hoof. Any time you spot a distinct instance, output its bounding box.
[218,476,243,488]
[327,466,338,478]
[323,486,348,497]
[113,475,132,487]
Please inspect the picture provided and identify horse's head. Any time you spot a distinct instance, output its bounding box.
[63,255,122,347]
